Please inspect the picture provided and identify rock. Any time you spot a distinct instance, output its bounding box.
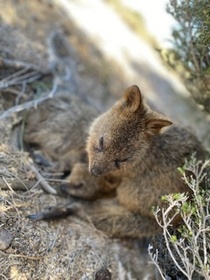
[0,228,13,250]
[95,268,111,280]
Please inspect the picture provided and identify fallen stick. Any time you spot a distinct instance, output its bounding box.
[27,159,57,195]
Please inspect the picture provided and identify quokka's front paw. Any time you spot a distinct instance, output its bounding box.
[59,182,98,199]
[58,162,102,199]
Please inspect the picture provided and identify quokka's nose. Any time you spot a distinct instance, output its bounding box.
[90,166,102,177]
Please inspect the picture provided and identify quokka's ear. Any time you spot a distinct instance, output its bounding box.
[145,117,173,135]
[122,85,142,113]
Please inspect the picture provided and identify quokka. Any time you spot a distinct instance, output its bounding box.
[29,86,207,238]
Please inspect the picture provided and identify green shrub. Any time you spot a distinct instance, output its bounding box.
[163,0,210,112]
[149,156,210,279]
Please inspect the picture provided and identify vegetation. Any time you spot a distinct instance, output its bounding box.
[163,0,210,112]
[149,156,210,279]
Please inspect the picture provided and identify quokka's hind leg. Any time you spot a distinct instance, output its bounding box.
[27,200,81,221]
[28,199,160,238]
[85,199,160,238]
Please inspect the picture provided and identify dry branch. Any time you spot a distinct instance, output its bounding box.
[0,77,59,120]
[27,159,57,195]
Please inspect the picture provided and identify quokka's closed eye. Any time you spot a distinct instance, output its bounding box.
[114,158,129,169]
[99,136,104,150]
[93,137,104,152]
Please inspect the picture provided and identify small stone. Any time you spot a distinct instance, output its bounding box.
[0,228,13,250]
[95,268,111,280]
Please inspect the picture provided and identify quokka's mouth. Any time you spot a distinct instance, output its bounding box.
[90,166,114,177]
[90,166,103,177]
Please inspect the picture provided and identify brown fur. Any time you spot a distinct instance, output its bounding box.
[60,162,121,199]
[26,87,206,238]
[24,93,119,198]
[83,85,207,238]
[24,93,99,171]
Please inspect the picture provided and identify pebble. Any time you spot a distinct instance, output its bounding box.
[0,228,13,250]
[95,268,111,280]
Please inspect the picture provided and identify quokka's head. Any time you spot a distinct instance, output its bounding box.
[86,85,172,176]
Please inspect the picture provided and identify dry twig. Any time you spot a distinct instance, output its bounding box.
[27,159,57,195]
[149,158,210,280]
[0,77,59,120]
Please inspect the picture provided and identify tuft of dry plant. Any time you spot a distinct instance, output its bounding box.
[0,30,75,121]
[149,156,210,279]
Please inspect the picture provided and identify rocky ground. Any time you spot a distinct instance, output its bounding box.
[0,1,209,280]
